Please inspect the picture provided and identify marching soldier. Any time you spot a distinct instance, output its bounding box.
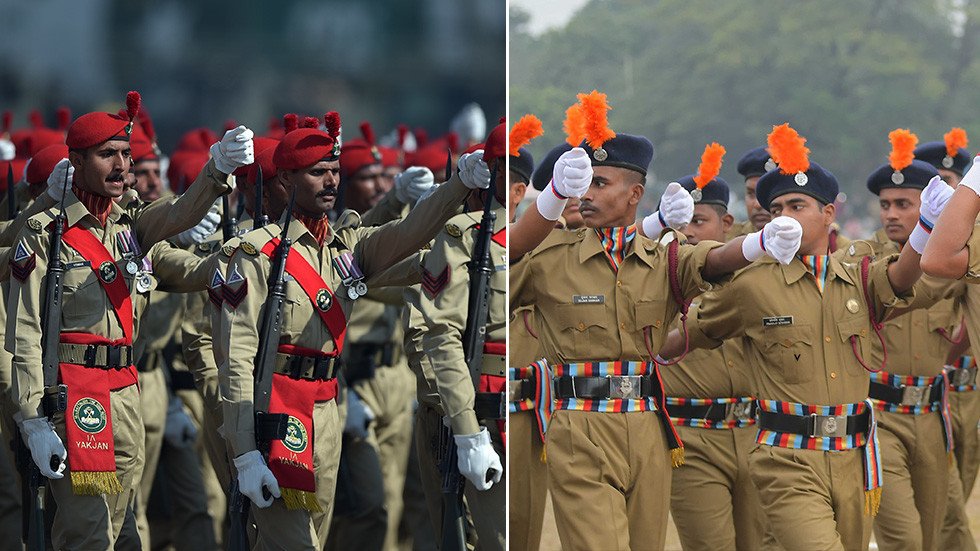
[660,124,942,550]
[218,114,490,549]
[5,92,250,549]
[729,146,774,238]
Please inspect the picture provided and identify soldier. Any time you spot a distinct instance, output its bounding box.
[509,93,803,551]
[729,146,774,238]
[6,92,251,549]
[218,113,490,549]
[660,124,944,550]
[658,144,769,551]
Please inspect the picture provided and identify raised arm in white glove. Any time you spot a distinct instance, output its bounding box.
[957,155,980,197]
[536,147,593,221]
[46,158,73,203]
[641,182,695,236]
[741,215,803,265]
[173,203,221,247]
[344,391,375,439]
[908,176,954,254]
[394,166,435,204]
[163,397,198,448]
[21,417,67,479]
[210,126,254,176]
[234,450,281,508]
[454,428,503,491]
[0,139,14,161]
[457,150,491,190]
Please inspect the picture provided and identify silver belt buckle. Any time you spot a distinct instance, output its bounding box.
[507,380,523,403]
[608,375,642,400]
[900,385,929,406]
[811,414,848,437]
[727,401,753,422]
[952,367,977,387]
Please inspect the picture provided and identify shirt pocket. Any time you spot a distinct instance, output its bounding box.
[631,299,670,351]
[927,308,960,357]
[836,315,874,368]
[553,303,609,360]
[763,325,814,384]
[281,279,312,341]
[62,265,103,327]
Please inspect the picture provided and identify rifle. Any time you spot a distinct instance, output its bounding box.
[255,165,269,229]
[227,187,296,550]
[15,162,71,551]
[439,164,498,551]
[6,162,15,220]
[222,194,238,243]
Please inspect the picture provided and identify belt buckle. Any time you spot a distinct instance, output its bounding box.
[608,375,642,400]
[900,384,928,406]
[106,344,122,368]
[727,401,753,422]
[811,414,848,438]
[507,380,523,403]
[953,367,977,387]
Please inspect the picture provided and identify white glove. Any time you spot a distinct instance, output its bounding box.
[344,391,375,439]
[394,166,435,204]
[909,175,955,254]
[958,154,980,198]
[742,215,803,265]
[210,126,255,175]
[0,139,14,161]
[21,417,67,479]
[537,147,592,221]
[454,428,502,491]
[644,182,694,235]
[449,103,486,145]
[163,397,198,448]
[234,450,281,508]
[173,204,221,247]
[457,150,491,190]
[46,159,73,202]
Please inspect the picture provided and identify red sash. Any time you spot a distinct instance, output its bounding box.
[482,341,506,446]
[261,240,347,354]
[62,224,134,343]
[491,227,506,248]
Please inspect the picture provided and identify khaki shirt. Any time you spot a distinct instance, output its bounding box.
[661,316,753,399]
[7,160,231,418]
[219,177,468,456]
[418,206,507,435]
[509,229,723,366]
[688,253,914,405]
[963,223,980,282]
[509,306,542,370]
[725,219,755,241]
[403,284,442,409]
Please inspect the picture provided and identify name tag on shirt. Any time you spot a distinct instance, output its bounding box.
[573,295,605,304]
[762,316,794,327]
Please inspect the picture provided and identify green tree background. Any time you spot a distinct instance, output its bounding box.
[511,0,980,231]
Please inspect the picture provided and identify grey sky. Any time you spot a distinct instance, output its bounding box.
[511,0,589,35]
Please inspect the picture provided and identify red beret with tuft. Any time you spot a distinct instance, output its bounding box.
[273,128,337,170]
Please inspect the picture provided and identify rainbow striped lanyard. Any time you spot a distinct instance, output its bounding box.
[508,360,553,441]
[949,355,977,392]
[799,254,830,293]
[595,225,636,273]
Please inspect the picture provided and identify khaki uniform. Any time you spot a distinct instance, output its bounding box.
[725,219,755,241]
[509,228,724,551]
[5,162,231,549]
[688,252,914,551]
[844,233,963,551]
[507,307,548,551]
[219,178,468,549]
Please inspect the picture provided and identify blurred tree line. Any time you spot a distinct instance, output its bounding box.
[511,0,980,222]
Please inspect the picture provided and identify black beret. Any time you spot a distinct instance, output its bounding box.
[736,146,777,179]
[579,133,654,176]
[756,162,839,209]
[866,159,938,195]
[531,142,571,191]
[509,147,534,184]
[675,175,730,208]
[914,141,971,176]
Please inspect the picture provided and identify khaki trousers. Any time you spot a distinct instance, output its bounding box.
[872,411,949,551]
[507,411,547,551]
[941,388,980,549]
[669,425,767,551]
[135,366,167,551]
[547,409,671,551]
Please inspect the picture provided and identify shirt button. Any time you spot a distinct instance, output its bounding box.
[578,323,585,331]
[830,372,838,379]
[617,281,623,287]
[825,336,832,343]
[620,322,626,329]
[727,360,734,367]
[914,353,921,360]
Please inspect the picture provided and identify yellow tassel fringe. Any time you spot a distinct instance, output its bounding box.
[281,488,322,512]
[864,487,881,517]
[71,471,123,496]
[540,443,547,464]
[671,447,685,468]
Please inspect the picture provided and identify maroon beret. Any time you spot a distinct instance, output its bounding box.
[26,144,69,185]
[274,128,336,171]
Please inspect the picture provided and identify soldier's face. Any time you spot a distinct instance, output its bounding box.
[133,159,162,202]
[345,164,385,214]
[562,198,585,229]
[69,140,132,198]
[683,204,733,244]
[744,176,771,230]
[508,171,527,219]
[267,172,291,220]
[579,166,644,228]
[878,187,919,245]
[768,192,835,254]
[283,160,341,218]
[382,165,400,190]
[939,168,962,186]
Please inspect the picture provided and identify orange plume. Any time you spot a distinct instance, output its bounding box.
[693,143,726,189]
[577,90,616,150]
[945,127,969,157]
[563,102,586,147]
[888,129,917,172]
[509,114,544,157]
[766,123,810,175]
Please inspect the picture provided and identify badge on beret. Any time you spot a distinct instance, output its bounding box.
[446,224,462,238]
[891,171,905,185]
[98,261,118,283]
[315,288,333,311]
[690,189,703,202]
[794,172,808,186]
[241,242,258,255]
[370,146,382,163]
[593,147,608,162]
[764,158,777,172]
[27,218,42,232]
[943,155,955,169]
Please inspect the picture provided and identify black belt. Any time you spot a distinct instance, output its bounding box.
[667,400,757,422]
[475,392,505,420]
[344,343,395,384]
[758,409,869,438]
[58,343,135,369]
[273,352,338,381]
[552,375,656,400]
[869,380,943,407]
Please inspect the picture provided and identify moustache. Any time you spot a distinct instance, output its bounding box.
[317,186,337,198]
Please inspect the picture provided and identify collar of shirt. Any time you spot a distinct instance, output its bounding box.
[63,188,131,229]
[578,226,657,269]
[776,252,856,287]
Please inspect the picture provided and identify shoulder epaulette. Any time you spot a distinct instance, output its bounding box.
[335,209,361,231]
[238,224,280,256]
[444,211,480,240]
[26,210,56,233]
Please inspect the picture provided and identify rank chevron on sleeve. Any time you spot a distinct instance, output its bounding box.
[421,265,450,297]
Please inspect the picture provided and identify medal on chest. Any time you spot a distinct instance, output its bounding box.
[332,251,367,300]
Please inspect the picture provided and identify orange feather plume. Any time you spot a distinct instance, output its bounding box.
[563,102,586,147]
[766,123,810,175]
[888,129,917,172]
[577,90,616,150]
[945,127,969,157]
[509,114,544,157]
[693,143,726,189]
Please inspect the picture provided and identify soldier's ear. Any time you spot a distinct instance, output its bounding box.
[277,169,291,189]
[721,212,734,232]
[68,150,84,172]
[822,201,836,225]
[628,181,644,206]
